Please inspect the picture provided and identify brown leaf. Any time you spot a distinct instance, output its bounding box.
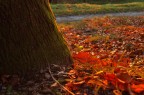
[116,72,132,83]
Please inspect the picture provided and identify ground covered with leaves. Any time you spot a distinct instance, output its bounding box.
[0,16,144,95]
[59,16,144,95]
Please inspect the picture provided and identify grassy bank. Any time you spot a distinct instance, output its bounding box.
[50,0,144,4]
[51,1,144,16]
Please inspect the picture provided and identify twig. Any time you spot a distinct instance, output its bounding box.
[48,64,75,95]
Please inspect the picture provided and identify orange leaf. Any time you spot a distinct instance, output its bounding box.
[131,84,144,93]
[73,52,98,64]
[73,52,91,63]
[73,80,85,85]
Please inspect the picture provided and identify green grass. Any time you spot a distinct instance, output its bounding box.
[51,1,144,16]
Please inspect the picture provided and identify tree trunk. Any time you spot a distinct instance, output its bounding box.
[0,0,73,76]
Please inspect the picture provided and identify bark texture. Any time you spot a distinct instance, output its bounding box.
[0,0,73,75]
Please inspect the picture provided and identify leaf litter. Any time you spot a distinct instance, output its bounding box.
[0,16,144,95]
[60,16,144,95]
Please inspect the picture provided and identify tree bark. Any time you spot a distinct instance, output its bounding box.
[0,0,73,76]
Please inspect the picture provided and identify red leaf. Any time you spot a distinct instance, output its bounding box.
[73,52,98,64]
[104,73,118,83]
[104,73,127,90]
[131,84,144,93]
[73,52,91,63]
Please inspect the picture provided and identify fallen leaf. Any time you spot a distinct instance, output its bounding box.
[131,84,144,93]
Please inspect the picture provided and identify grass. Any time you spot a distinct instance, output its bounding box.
[51,1,144,16]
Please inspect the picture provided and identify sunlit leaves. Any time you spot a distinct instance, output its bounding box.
[59,16,144,94]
